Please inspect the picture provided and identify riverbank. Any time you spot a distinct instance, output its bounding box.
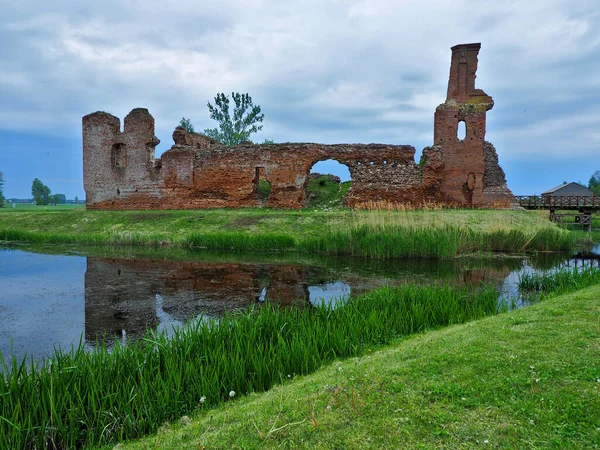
[0,283,500,448]
[0,208,584,258]
[2,267,599,449]
[113,283,600,450]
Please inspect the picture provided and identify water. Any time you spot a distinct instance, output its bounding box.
[1,244,598,362]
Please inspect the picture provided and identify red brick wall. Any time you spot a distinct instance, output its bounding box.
[83,43,512,210]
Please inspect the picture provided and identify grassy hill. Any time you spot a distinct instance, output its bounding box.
[113,285,600,449]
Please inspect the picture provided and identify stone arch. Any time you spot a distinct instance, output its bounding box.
[305,158,353,207]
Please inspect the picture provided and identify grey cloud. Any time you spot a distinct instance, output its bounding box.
[1,0,599,163]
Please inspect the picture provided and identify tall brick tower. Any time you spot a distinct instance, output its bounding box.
[430,43,510,206]
[83,108,161,206]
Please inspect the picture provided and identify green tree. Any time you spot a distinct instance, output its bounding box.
[49,193,66,205]
[589,170,600,195]
[0,172,5,207]
[203,92,264,146]
[31,178,51,205]
[179,117,195,133]
[74,195,79,204]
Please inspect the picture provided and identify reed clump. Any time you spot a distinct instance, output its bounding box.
[301,210,575,258]
[518,266,600,296]
[0,284,499,449]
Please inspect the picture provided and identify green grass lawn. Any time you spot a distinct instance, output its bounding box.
[113,285,600,449]
[0,206,549,234]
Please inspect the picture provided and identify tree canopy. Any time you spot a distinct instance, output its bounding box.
[203,92,264,146]
[31,178,51,205]
[50,193,66,205]
[589,170,600,195]
[179,117,195,133]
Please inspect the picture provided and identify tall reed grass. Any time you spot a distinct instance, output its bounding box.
[300,223,574,258]
[0,284,499,449]
[518,266,600,296]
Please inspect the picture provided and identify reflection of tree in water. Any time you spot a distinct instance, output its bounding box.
[528,250,600,271]
[528,252,575,271]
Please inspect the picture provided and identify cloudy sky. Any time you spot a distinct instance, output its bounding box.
[1,0,599,199]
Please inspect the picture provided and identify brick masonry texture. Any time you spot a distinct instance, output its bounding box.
[83,43,512,210]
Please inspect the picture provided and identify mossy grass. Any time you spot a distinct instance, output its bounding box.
[113,284,600,450]
[0,208,578,258]
[1,284,501,448]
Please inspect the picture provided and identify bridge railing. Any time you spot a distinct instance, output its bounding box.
[514,195,600,209]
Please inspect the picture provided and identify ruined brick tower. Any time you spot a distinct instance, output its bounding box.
[83,43,512,210]
[427,43,512,205]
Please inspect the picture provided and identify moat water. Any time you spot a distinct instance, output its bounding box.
[1,244,598,362]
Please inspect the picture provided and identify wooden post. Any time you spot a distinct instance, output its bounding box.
[583,213,592,232]
[581,208,593,233]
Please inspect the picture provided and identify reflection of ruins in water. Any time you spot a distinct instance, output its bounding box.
[85,258,314,343]
[3,245,597,362]
[84,256,515,345]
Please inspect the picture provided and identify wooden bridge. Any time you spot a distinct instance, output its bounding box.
[514,195,600,210]
[514,195,598,232]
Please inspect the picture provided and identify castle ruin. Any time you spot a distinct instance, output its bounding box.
[83,43,512,210]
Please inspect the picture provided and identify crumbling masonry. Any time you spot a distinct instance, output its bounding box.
[83,43,512,210]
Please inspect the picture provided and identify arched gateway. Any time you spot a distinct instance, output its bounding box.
[83,43,512,210]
